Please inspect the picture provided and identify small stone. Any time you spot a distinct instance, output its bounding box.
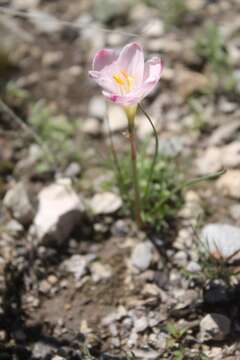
[42,51,63,67]
[89,192,122,215]
[230,204,240,220]
[63,254,95,280]
[131,241,153,271]
[3,181,34,226]
[143,18,164,38]
[39,280,51,294]
[29,10,62,33]
[196,147,221,175]
[222,142,240,168]
[32,342,53,359]
[200,313,231,342]
[217,170,240,199]
[186,261,201,273]
[134,316,148,333]
[65,162,81,178]
[176,67,209,99]
[52,356,65,360]
[82,117,101,136]
[33,178,85,244]
[201,223,240,260]
[13,0,39,10]
[103,105,127,133]
[4,219,24,237]
[88,96,106,119]
[208,120,240,146]
[90,262,112,282]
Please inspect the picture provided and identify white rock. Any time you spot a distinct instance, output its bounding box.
[90,262,112,282]
[143,18,164,38]
[222,142,240,167]
[217,170,240,199]
[4,219,24,237]
[200,313,231,342]
[131,241,153,271]
[230,204,240,221]
[13,0,39,10]
[63,254,95,280]
[88,96,106,119]
[82,117,101,136]
[33,179,84,244]
[134,316,148,333]
[42,51,63,67]
[201,223,240,259]
[137,114,160,140]
[208,120,240,146]
[103,105,127,133]
[195,147,222,175]
[89,192,122,215]
[3,182,34,225]
[29,10,62,33]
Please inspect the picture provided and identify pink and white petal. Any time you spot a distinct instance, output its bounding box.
[93,75,118,94]
[102,91,141,106]
[92,48,118,71]
[117,42,144,85]
[143,57,163,83]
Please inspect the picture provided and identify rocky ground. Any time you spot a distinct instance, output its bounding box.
[1,0,240,359]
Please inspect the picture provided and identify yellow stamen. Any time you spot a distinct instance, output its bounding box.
[113,70,134,92]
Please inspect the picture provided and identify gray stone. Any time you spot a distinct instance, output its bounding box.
[29,10,62,33]
[230,204,240,221]
[33,178,85,244]
[200,313,231,342]
[103,105,127,133]
[131,241,153,271]
[32,342,53,359]
[88,96,106,119]
[93,0,130,23]
[13,0,39,9]
[4,219,24,237]
[217,170,240,199]
[196,147,222,175]
[82,117,101,136]
[3,182,34,225]
[63,254,95,280]
[208,120,240,146]
[65,162,81,178]
[186,261,201,273]
[89,192,122,215]
[201,223,240,260]
[134,316,148,333]
[90,262,112,282]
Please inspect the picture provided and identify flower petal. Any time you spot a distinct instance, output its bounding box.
[117,42,144,85]
[102,90,141,106]
[92,48,117,71]
[141,57,163,97]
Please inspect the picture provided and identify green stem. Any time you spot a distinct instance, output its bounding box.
[139,104,159,199]
[127,114,142,228]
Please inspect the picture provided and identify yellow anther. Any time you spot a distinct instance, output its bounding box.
[113,73,125,85]
[113,70,134,92]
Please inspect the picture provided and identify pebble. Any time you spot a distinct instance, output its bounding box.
[201,223,240,260]
[217,170,240,199]
[4,219,24,237]
[42,51,63,67]
[134,316,148,333]
[33,178,85,244]
[89,192,122,215]
[29,10,62,33]
[230,204,240,221]
[63,254,95,280]
[196,147,222,175]
[104,104,127,133]
[3,181,34,226]
[88,95,106,119]
[90,262,112,282]
[32,342,53,359]
[200,313,231,342]
[186,261,201,273]
[131,241,153,271]
[82,117,101,136]
[65,162,82,178]
[208,120,240,146]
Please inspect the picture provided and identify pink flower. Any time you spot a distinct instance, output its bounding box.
[89,42,163,106]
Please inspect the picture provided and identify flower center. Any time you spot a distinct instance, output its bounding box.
[113,70,134,94]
